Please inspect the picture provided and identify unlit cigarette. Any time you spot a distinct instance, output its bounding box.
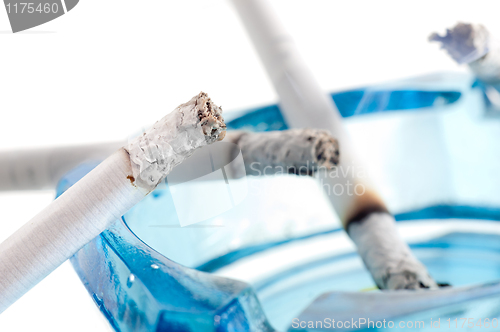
[231,0,437,290]
[0,92,226,313]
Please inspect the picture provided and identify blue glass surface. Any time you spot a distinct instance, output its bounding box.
[254,229,500,330]
[58,165,274,332]
[58,73,500,331]
[226,88,461,132]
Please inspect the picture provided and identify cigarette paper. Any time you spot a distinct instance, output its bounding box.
[0,92,226,313]
[231,0,437,290]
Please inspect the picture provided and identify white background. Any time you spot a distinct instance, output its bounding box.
[0,0,498,330]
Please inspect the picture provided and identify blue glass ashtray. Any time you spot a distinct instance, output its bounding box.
[57,72,500,331]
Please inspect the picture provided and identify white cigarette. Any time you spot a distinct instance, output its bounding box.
[0,92,226,313]
[230,0,385,225]
[0,142,123,191]
[0,130,337,191]
[231,0,437,289]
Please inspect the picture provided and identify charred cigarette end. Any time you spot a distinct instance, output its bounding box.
[344,189,388,231]
[231,128,339,177]
[429,22,490,65]
[126,92,226,190]
[312,130,340,169]
[195,92,227,143]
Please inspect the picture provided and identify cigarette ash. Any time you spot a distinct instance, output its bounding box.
[197,94,227,143]
[429,22,490,64]
[126,92,226,190]
[430,23,500,86]
[348,212,438,290]
[311,130,340,170]
[228,129,339,177]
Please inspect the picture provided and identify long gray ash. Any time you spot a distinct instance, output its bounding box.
[226,129,339,176]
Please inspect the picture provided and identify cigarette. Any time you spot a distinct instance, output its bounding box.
[0,92,226,313]
[227,129,339,177]
[0,130,337,191]
[231,0,437,289]
[348,212,438,290]
[430,23,500,85]
[230,0,385,225]
[0,142,123,191]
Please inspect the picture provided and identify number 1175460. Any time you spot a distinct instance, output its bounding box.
[447,318,499,329]
[5,2,59,14]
